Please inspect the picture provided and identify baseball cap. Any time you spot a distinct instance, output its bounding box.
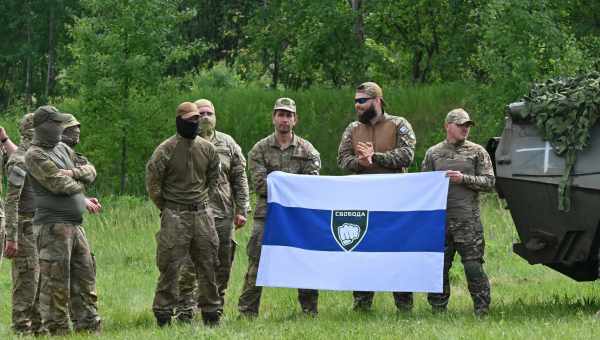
[445,108,475,126]
[273,97,296,113]
[32,105,71,127]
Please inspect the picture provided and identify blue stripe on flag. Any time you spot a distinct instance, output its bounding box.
[263,202,445,252]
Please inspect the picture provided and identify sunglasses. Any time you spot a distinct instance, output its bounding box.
[354,97,373,104]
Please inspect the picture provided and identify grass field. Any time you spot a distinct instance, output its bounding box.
[1,194,599,339]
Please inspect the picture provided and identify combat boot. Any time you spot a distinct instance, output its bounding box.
[155,315,172,328]
[201,311,220,327]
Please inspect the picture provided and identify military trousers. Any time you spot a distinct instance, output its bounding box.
[427,218,491,313]
[152,206,220,320]
[10,213,41,333]
[238,218,318,315]
[177,216,236,316]
[36,222,100,335]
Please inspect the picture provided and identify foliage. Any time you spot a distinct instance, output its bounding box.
[520,72,600,210]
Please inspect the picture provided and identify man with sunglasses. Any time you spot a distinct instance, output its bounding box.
[176,99,250,322]
[337,81,416,312]
[238,97,321,317]
[421,108,494,316]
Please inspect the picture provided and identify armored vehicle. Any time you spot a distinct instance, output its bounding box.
[487,102,600,281]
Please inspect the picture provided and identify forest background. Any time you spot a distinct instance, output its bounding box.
[1,0,599,194]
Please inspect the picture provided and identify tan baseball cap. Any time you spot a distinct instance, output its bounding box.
[62,113,81,129]
[356,82,383,98]
[32,105,71,127]
[445,108,474,126]
[273,97,296,113]
[194,99,215,113]
[176,102,200,119]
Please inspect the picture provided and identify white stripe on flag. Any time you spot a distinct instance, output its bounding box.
[267,171,449,211]
[257,245,444,292]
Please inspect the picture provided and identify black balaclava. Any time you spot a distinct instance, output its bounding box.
[176,116,199,139]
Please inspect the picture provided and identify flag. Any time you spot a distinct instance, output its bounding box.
[256,171,449,292]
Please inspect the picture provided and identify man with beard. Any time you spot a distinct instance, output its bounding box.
[421,108,494,316]
[146,102,222,327]
[3,113,40,335]
[337,81,416,312]
[176,99,249,322]
[25,106,101,335]
[238,97,321,317]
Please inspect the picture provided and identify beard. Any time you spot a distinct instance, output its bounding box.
[358,104,378,125]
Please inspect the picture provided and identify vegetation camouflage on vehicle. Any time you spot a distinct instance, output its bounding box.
[512,72,600,211]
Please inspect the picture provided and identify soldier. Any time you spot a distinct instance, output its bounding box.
[3,116,34,335]
[0,126,18,260]
[421,108,494,316]
[238,97,321,317]
[25,105,101,335]
[177,99,250,321]
[146,102,222,327]
[337,81,416,312]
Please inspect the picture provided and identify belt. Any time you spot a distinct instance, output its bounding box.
[163,200,207,212]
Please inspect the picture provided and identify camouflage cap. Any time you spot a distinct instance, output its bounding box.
[32,105,71,127]
[273,97,296,113]
[356,81,383,98]
[176,102,200,119]
[19,112,35,135]
[62,113,81,129]
[445,108,475,126]
[194,99,215,113]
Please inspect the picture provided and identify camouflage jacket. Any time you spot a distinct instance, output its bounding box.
[203,131,250,219]
[5,146,34,242]
[337,113,416,174]
[422,139,495,219]
[249,133,320,218]
[146,135,220,210]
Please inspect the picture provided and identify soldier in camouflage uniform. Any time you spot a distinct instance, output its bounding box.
[25,106,101,335]
[146,102,222,327]
[421,108,495,316]
[0,125,18,261]
[177,99,250,321]
[337,82,416,311]
[3,113,41,334]
[238,97,321,317]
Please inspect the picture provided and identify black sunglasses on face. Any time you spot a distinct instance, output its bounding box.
[354,97,373,104]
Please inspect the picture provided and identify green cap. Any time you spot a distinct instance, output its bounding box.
[445,108,474,126]
[273,97,296,113]
[32,105,71,127]
[62,113,81,129]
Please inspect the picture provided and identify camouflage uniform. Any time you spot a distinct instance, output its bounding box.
[178,130,249,317]
[422,137,495,315]
[5,113,41,334]
[146,103,221,326]
[238,133,321,316]
[337,112,416,311]
[0,146,7,259]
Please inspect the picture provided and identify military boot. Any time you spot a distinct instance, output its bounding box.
[201,311,220,327]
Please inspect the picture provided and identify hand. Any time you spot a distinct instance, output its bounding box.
[4,240,18,258]
[85,197,102,214]
[446,170,463,184]
[356,142,374,167]
[338,223,360,246]
[59,169,74,177]
[0,126,8,141]
[234,214,247,229]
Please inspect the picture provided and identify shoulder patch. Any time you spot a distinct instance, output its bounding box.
[8,165,26,186]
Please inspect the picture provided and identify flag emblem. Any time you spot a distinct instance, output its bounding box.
[331,210,369,251]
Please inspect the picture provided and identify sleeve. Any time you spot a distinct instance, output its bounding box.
[229,141,250,217]
[421,148,435,172]
[4,164,25,242]
[462,148,496,192]
[372,118,416,169]
[25,150,85,195]
[206,144,221,201]
[71,153,97,185]
[248,143,268,197]
[337,123,360,172]
[303,143,321,176]
[145,145,169,209]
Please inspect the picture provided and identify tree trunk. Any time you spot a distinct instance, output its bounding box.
[25,4,33,110]
[349,0,365,45]
[45,4,56,99]
[271,50,279,89]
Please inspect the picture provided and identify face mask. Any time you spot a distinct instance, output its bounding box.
[198,115,216,137]
[176,116,199,139]
[358,104,378,125]
[33,121,64,148]
[62,126,81,147]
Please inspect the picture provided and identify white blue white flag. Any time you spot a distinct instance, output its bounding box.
[256,171,449,293]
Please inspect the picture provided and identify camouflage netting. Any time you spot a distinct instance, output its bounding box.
[512,72,600,211]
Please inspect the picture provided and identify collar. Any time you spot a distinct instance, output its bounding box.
[269,132,298,149]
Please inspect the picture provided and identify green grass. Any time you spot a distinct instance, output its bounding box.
[1,194,599,339]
